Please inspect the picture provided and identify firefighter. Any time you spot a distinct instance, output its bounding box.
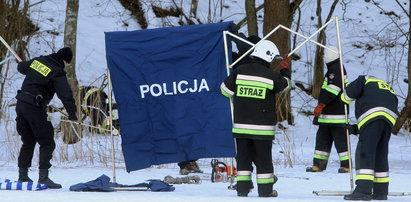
[306,46,350,173]
[342,76,398,201]
[15,47,77,189]
[220,40,292,197]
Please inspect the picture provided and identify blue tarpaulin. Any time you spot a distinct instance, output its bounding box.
[105,22,236,172]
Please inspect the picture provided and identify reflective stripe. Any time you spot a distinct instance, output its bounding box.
[237,171,252,175]
[322,81,341,95]
[237,75,274,88]
[257,173,275,184]
[374,177,389,183]
[257,178,275,184]
[340,90,354,104]
[257,173,274,178]
[315,150,330,156]
[236,80,273,90]
[356,174,374,181]
[314,154,329,160]
[237,175,252,181]
[339,152,349,161]
[82,87,101,113]
[357,169,374,175]
[233,123,275,131]
[317,115,347,124]
[314,151,330,160]
[357,107,397,129]
[232,128,275,136]
[375,172,389,178]
[365,78,384,85]
[237,170,252,181]
[365,77,395,94]
[220,83,234,97]
[280,78,293,93]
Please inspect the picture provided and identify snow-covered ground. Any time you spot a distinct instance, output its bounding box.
[1,0,411,201]
[1,164,411,202]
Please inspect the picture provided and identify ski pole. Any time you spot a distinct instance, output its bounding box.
[0,35,22,62]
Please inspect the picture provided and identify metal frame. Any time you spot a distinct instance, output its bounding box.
[222,16,354,194]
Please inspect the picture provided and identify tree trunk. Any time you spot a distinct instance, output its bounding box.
[245,0,258,36]
[392,1,411,135]
[263,0,293,124]
[312,0,339,99]
[311,0,325,99]
[63,0,81,144]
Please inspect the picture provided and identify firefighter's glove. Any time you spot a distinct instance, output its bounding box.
[344,124,359,135]
[68,113,78,121]
[313,103,326,116]
[279,54,291,68]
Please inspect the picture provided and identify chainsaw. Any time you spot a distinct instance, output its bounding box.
[210,159,236,183]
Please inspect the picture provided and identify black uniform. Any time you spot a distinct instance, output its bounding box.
[341,75,398,199]
[16,53,76,170]
[220,58,292,196]
[311,59,349,171]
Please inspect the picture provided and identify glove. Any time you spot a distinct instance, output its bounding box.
[68,113,78,121]
[229,23,239,34]
[313,103,326,116]
[344,124,359,135]
[279,54,291,68]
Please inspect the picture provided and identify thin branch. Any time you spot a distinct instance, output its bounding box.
[395,0,409,18]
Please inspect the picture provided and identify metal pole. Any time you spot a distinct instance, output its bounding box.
[335,16,354,192]
[223,31,236,190]
[288,18,335,56]
[107,69,117,183]
[0,35,22,62]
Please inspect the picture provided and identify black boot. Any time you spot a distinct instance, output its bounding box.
[344,192,372,201]
[18,167,33,182]
[38,169,62,189]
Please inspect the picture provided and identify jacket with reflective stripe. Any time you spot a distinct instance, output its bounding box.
[315,59,348,125]
[220,59,291,140]
[341,75,398,129]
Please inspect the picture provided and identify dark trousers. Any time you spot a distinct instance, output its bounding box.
[16,101,55,169]
[354,120,391,195]
[236,138,273,196]
[313,125,348,169]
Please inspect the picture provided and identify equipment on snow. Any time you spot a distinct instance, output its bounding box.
[313,190,411,196]
[210,159,236,183]
[163,175,201,184]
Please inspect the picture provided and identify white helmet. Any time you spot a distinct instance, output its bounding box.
[324,46,339,63]
[250,40,280,63]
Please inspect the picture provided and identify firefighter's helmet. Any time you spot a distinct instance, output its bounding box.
[250,40,280,63]
[324,46,339,63]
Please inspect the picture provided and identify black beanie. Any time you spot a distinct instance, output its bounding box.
[57,47,73,63]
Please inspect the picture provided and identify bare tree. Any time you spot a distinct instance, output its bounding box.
[263,0,303,124]
[245,0,258,36]
[311,0,339,99]
[392,1,411,135]
[62,0,81,144]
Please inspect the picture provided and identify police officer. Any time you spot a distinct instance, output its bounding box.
[306,46,350,173]
[342,76,398,201]
[16,47,77,189]
[220,40,292,197]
